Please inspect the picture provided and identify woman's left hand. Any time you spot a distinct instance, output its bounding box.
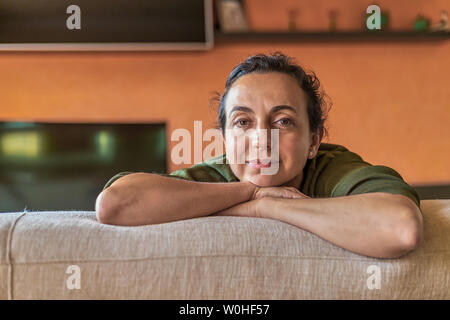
[212,187,310,218]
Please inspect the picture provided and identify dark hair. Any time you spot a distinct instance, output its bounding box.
[211,52,331,141]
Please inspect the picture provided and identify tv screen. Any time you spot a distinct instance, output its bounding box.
[0,122,167,212]
[0,0,213,50]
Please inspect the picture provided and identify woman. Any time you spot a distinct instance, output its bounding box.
[96,52,423,259]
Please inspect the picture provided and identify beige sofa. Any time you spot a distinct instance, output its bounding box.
[0,199,449,300]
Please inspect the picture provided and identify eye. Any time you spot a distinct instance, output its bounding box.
[233,118,251,128]
[275,118,294,127]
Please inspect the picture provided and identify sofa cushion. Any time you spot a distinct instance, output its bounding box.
[0,199,449,299]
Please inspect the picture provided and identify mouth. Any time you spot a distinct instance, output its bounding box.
[246,159,279,168]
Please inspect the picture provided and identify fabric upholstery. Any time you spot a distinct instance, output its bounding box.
[0,200,449,299]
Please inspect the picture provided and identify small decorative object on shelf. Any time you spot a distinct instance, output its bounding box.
[287,8,299,32]
[328,9,338,32]
[380,11,390,29]
[216,0,249,33]
[430,10,449,32]
[414,14,431,31]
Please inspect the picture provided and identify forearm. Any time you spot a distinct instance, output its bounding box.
[261,192,423,258]
[96,173,255,226]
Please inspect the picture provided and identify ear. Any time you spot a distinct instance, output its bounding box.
[308,128,324,159]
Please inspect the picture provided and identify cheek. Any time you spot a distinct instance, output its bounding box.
[225,138,246,177]
[224,133,248,157]
[279,134,307,168]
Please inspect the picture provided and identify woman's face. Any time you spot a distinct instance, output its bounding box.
[222,72,322,188]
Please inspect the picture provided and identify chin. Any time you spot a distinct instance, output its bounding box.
[244,174,286,187]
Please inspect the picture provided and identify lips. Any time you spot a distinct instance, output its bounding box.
[246,159,278,168]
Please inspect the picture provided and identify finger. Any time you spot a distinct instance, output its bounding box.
[286,191,309,199]
[286,189,304,197]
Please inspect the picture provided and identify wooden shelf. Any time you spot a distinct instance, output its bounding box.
[215,31,450,43]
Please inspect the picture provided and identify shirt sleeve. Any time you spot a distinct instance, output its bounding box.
[169,164,229,182]
[102,171,183,191]
[331,165,421,208]
[313,150,421,208]
[101,162,228,191]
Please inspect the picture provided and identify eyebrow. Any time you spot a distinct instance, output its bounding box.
[228,105,297,117]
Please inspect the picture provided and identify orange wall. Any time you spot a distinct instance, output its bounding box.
[0,0,449,185]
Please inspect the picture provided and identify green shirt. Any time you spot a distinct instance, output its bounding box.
[102,143,421,207]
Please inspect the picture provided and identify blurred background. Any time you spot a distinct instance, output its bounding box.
[0,0,449,211]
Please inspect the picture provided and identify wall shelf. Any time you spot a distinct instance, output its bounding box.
[215,31,450,43]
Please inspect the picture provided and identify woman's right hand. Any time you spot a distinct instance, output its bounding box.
[251,185,310,200]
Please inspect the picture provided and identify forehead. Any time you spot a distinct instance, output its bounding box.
[225,72,308,111]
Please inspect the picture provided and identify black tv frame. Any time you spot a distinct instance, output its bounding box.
[0,0,214,51]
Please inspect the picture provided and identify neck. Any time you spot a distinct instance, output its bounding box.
[282,172,303,189]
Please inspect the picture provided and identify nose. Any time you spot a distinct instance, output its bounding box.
[250,123,271,152]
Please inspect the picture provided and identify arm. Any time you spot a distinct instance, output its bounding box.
[258,192,423,259]
[96,173,256,226]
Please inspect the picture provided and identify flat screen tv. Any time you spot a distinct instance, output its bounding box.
[0,122,167,212]
[0,0,213,51]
